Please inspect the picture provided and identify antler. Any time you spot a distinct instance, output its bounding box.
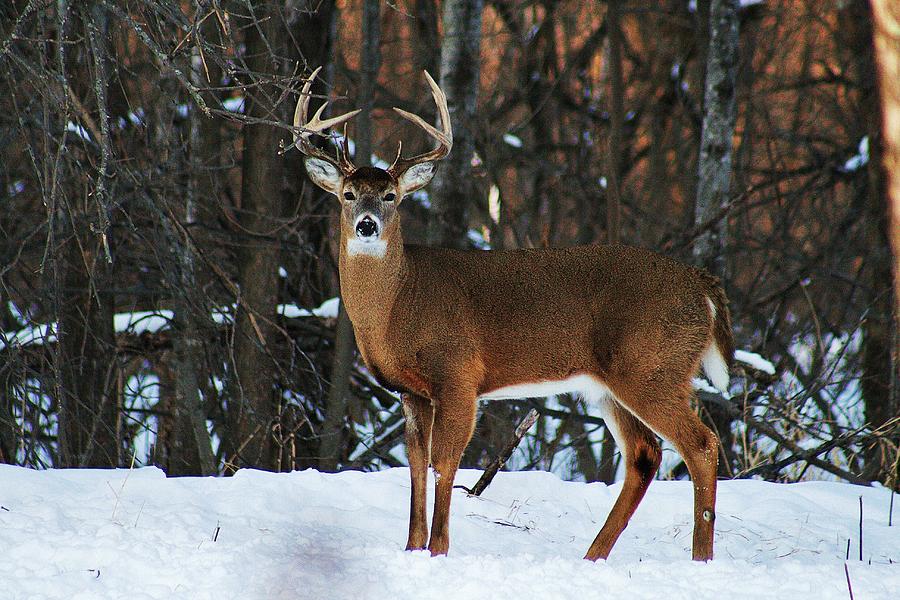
[293,66,360,175]
[387,71,453,178]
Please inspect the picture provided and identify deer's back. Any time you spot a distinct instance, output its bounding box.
[392,243,721,392]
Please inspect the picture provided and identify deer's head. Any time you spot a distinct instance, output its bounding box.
[293,68,452,255]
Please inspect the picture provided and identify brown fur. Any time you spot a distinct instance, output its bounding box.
[296,66,733,558]
[290,70,734,559]
[318,168,735,562]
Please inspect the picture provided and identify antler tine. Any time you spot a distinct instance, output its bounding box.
[338,123,355,174]
[292,66,360,175]
[388,70,453,177]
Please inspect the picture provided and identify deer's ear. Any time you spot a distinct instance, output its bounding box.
[397,162,435,195]
[304,157,342,195]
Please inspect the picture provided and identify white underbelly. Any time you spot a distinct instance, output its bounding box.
[478,374,625,446]
[477,373,612,403]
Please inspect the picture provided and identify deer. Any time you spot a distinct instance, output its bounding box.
[291,67,733,562]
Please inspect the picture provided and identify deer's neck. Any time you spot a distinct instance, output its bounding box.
[338,226,408,335]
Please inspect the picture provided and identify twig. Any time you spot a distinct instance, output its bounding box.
[86,5,113,264]
[737,416,871,485]
[890,488,894,527]
[858,496,863,561]
[844,563,854,600]
[110,451,137,522]
[99,0,210,115]
[63,82,103,144]
[0,0,47,59]
[466,409,539,497]
[799,279,825,358]
[133,501,145,528]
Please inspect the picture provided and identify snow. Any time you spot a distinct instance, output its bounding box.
[0,322,57,350]
[0,465,896,599]
[841,136,869,173]
[0,312,177,352]
[65,121,92,141]
[467,227,491,250]
[210,306,234,325]
[689,0,764,10]
[278,297,340,319]
[8,179,25,196]
[692,376,722,395]
[112,310,175,336]
[222,97,245,113]
[735,349,776,375]
[488,185,501,224]
[503,133,523,148]
[1,299,341,351]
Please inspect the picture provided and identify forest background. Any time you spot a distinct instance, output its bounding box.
[0,0,898,491]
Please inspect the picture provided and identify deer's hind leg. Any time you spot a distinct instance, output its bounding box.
[402,393,434,551]
[584,394,662,561]
[610,380,719,561]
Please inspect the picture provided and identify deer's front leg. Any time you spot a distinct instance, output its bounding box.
[402,393,434,551]
[427,391,477,556]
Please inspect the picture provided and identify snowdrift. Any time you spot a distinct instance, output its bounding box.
[0,465,896,599]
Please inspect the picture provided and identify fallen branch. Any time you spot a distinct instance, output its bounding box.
[464,409,539,497]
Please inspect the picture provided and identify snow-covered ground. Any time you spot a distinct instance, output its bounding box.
[1,467,896,599]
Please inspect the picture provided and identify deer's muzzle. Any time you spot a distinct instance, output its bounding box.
[355,214,381,240]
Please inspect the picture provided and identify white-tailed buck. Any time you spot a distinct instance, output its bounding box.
[293,68,733,561]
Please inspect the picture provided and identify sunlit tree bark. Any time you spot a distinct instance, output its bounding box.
[869,0,900,488]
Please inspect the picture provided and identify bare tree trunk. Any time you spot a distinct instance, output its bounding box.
[693,0,739,477]
[681,0,712,233]
[427,0,484,249]
[285,1,338,309]
[356,0,381,166]
[57,236,119,468]
[284,0,338,471]
[227,2,285,471]
[414,0,440,77]
[158,35,221,477]
[0,372,14,464]
[57,1,119,468]
[605,0,624,247]
[868,0,900,488]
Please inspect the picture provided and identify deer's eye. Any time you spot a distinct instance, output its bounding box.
[343,191,355,201]
[384,193,396,203]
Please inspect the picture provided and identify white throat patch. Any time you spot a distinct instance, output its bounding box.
[347,238,387,257]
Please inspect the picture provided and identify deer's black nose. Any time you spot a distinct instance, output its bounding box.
[355,215,379,238]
